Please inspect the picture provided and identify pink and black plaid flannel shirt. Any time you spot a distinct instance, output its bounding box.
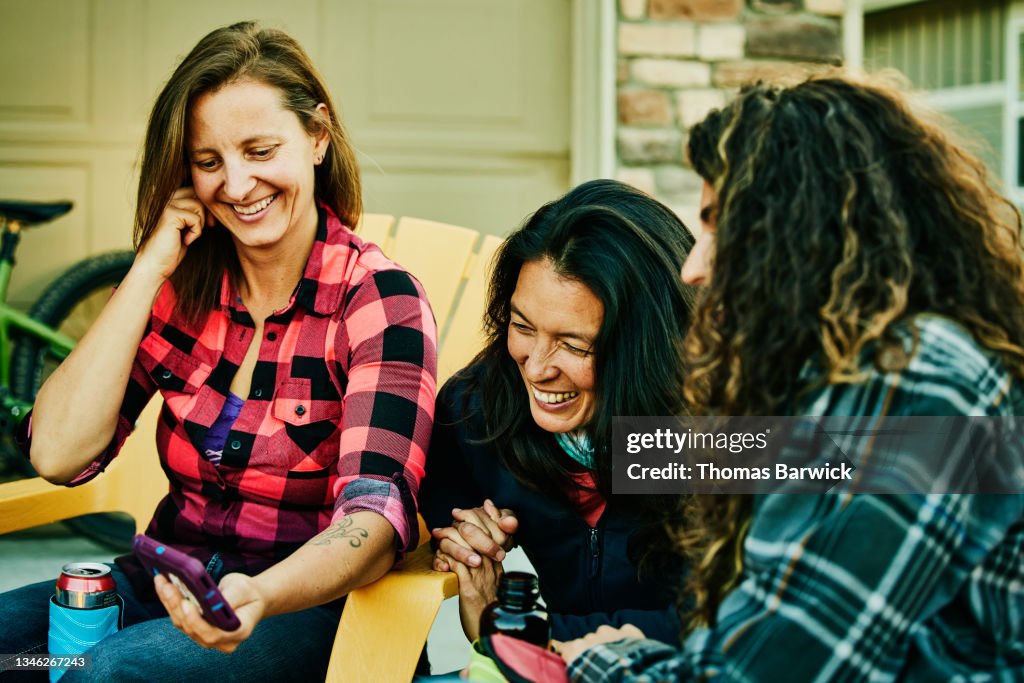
[36,204,437,588]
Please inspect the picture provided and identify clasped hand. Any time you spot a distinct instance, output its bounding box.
[432,499,518,570]
[432,499,519,641]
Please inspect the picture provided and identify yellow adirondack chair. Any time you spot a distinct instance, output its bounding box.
[0,214,503,682]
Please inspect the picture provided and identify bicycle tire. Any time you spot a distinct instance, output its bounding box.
[11,249,138,551]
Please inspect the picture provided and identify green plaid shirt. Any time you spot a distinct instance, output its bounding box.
[570,316,1024,682]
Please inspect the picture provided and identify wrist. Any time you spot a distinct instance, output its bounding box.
[249,572,282,619]
[461,606,484,642]
[120,260,167,298]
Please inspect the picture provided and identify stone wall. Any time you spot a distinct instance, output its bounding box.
[616,0,845,221]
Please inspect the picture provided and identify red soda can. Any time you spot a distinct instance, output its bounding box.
[49,562,123,681]
[54,562,119,609]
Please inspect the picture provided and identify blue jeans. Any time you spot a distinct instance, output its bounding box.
[0,564,341,682]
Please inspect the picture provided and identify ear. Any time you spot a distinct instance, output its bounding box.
[313,103,330,164]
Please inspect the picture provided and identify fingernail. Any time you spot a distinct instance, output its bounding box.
[496,550,505,561]
[452,508,462,513]
[469,554,481,566]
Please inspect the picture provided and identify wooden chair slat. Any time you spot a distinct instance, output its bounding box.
[390,217,479,326]
[355,213,395,254]
[438,234,502,384]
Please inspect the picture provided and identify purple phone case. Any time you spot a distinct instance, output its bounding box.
[133,534,241,631]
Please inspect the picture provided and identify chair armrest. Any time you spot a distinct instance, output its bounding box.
[326,543,459,682]
[0,400,164,537]
[0,476,103,535]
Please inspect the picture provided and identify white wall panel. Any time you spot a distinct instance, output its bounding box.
[362,156,570,237]
[0,0,570,304]
[323,0,571,155]
[0,162,89,305]
[0,0,90,131]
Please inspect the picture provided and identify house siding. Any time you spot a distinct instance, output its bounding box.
[615,0,845,219]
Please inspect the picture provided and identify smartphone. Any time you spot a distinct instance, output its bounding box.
[133,534,241,631]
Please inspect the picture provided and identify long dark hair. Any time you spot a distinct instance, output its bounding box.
[678,72,1024,629]
[462,178,694,502]
[135,21,362,326]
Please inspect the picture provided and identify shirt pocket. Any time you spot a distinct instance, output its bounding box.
[269,377,342,473]
[138,332,211,395]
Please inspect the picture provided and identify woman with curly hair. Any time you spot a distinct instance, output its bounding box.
[560,73,1024,680]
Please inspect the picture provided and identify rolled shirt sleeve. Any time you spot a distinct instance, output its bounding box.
[332,267,438,556]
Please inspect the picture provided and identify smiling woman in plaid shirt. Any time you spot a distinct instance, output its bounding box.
[0,22,436,681]
[560,73,1024,681]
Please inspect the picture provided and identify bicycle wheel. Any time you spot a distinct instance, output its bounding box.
[11,249,137,550]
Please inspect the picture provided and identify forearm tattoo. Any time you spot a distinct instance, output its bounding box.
[313,516,369,548]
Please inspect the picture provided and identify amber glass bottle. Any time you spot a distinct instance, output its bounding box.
[478,571,550,647]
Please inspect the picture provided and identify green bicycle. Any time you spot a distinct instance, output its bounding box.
[0,199,136,549]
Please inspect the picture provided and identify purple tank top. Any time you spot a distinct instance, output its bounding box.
[201,393,244,467]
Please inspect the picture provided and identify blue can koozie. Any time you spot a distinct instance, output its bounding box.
[47,562,123,682]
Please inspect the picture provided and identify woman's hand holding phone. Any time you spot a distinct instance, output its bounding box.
[154,571,265,653]
[135,534,265,652]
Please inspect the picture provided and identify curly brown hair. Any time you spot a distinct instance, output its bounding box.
[678,72,1024,630]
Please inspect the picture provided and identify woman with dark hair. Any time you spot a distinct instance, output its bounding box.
[561,73,1024,680]
[0,21,435,680]
[420,178,694,646]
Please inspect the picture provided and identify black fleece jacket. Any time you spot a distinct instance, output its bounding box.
[419,365,683,644]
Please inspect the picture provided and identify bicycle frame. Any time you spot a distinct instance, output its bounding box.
[0,228,76,417]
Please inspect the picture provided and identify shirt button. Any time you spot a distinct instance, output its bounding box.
[266,332,277,341]
[295,405,306,416]
[160,370,173,380]
[253,388,263,398]
[230,440,241,450]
